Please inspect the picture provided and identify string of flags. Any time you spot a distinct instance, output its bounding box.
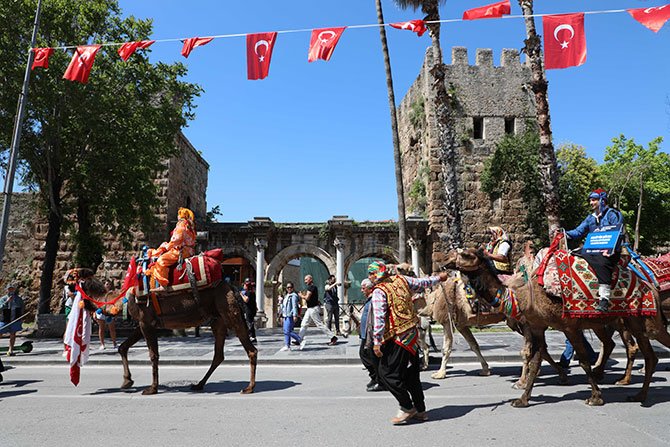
[28,1,670,84]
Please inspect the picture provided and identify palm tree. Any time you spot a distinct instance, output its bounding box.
[392,0,461,251]
[517,0,561,233]
[374,0,407,262]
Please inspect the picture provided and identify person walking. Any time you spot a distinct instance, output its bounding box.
[0,285,24,356]
[241,278,258,343]
[359,278,384,392]
[94,279,118,350]
[324,275,343,337]
[368,261,450,425]
[279,282,302,352]
[298,274,337,349]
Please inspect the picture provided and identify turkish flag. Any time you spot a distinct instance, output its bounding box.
[118,40,155,61]
[31,48,54,70]
[628,5,670,32]
[308,27,346,62]
[247,32,277,80]
[63,293,91,386]
[389,20,427,37]
[181,37,214,58]
[463,0,511,20]
[121,257,139,293]
[543,13,587,70]
[63,45,101,84]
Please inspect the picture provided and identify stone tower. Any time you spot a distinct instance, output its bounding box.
[397,47,537,269]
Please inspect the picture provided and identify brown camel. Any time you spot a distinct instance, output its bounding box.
[417,276,567,387]
[104,281,257,395]
[443,248,670,407]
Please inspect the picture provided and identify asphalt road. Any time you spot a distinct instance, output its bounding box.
[2,361,670,447]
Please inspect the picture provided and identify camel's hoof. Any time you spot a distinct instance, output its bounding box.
[511,381,525,390]
[585,397,604,406]
[240,385,254,394]
[120,379,134,390]
[190,383,204,392]
[511,398,529,408]
[142,386,158,395]
[479,369,492,377]
[431,371,446,380]
[626,393,646,403]
[615,377,631,386]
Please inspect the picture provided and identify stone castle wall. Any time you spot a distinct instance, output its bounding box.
[398,47,538,269]
[1,132,208,315]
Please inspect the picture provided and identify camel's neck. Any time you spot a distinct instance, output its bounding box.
[464,268,505,305]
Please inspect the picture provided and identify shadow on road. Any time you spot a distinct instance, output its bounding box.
[0,388,38,400]
[426,401,505,422]
[89,380,299,396]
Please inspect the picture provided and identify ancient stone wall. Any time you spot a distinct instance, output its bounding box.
[1,132,208,315]
[398,47,538,269]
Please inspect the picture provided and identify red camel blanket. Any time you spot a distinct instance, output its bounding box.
[554,250,656,318]
[138,249,224,295]
[644,253,670,292]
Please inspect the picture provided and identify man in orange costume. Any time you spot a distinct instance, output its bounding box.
[147,207,197,289]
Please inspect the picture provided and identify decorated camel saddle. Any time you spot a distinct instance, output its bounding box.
[136,248,224,296]
[635,252,670,292]
[534,235,656,318]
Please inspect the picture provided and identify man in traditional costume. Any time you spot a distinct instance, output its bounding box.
[483,226,513,275]
[146,207,197,290]
[566,189,624,312]
[368,261,449,425]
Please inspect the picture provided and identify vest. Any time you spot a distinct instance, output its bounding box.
[492,239,512,273]
[374,275,419,343]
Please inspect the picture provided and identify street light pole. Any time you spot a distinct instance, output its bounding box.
[0,0,43,272]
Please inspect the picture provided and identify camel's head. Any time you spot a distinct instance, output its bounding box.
[442,248,487,273]
[66,268,107,312]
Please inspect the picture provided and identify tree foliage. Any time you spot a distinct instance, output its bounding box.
[556,143,601,230]
[600,135,670,253]
[0,0,201,310]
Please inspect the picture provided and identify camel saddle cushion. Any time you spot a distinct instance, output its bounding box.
[644,252,670,292]
[534,247,562,297]
[551,250,656,318]
[165,249,223,291]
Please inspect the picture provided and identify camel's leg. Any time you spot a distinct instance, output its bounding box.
[513,326,533,390]
[192,318,226,391]
[589,327,615,382]
[539,346,568,385]
[416,325,430,371]
[626,329,658,403]
[140,324,160,395]
[458,325,490,376]
[231,309,257,394]
[566,330,604,406]
[119,327,144,390]
[615,328,638,385]
[512,332,544,408]
[431,322,453,380]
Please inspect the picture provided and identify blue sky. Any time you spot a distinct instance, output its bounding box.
[117,0,669,223]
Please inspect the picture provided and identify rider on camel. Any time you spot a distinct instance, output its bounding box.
[565,189,624,312]
[146,207,197,290]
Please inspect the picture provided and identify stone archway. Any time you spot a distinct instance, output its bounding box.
[343,248,398,304]
[264,244,337,327]
[221,249,256,287]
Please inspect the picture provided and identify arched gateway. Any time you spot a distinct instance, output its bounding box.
[203,216,429,327]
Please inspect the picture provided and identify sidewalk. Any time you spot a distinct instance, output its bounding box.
[2,327,670,367]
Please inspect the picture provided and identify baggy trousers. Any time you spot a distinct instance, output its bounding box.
[359,339,379,384]
[377,340,425,412]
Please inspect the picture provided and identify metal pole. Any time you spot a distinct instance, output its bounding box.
[0,0,43,272]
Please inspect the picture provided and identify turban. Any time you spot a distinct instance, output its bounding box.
[178,207,194,221]
[368,261,388,281]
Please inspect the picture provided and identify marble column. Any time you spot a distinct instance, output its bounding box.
[334,237,346,302]
[254,238,267,318]
[408,238,421,276]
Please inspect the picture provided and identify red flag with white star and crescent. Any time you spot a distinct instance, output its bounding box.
[542,13,587,70]
[31,48,54,70]
[181,37,214,58]
[63,45,102,84]
[389,20,427,37]
[628,4,670,32]
[308,27,346,62]
[462,0,511,20]
[118,40,155,61]
[247,32,278,80]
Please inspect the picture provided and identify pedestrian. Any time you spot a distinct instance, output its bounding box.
[94,279,118,350]
[324,274,343,337]
[241,278,258,343]
[279,282,302,352]
[359,278,384,392]
[368,261,450,425]
[559,331,598,368]
[298,274,337,349]
[0,284,25,356]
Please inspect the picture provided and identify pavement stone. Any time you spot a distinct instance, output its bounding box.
[2,325,670,367]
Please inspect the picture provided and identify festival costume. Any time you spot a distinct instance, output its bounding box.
[486,226,512,274]
[147,208,196,287]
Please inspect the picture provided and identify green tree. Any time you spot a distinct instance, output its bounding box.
[556,143,601,230]
[517,0,561,233]
[393,0,461,249]
[0,0,201,312]
[600,135,670,253]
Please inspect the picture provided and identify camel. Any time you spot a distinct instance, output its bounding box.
[443,247,670,407]
[103,280,257,395]
[416,276,567,387]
